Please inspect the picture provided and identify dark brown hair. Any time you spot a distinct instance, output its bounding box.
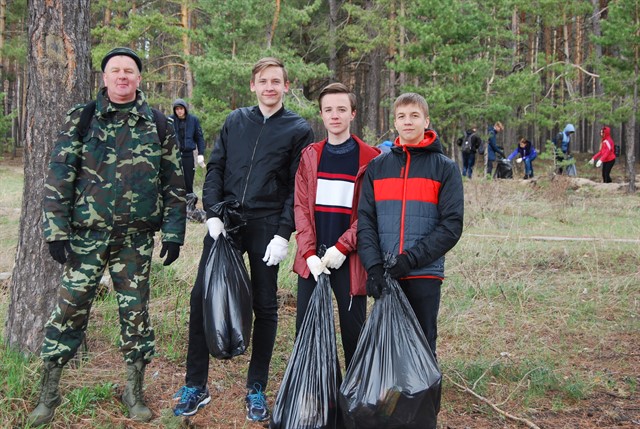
[318,82,356,111]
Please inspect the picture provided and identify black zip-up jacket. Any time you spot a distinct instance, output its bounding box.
[203,105,314,239]
[357,130,463,279]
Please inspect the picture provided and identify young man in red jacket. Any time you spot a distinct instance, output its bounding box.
[357,92,463,358]
[293,82,380,370]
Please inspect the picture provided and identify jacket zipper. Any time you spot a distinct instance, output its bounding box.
[399,147,410,253]
[240,119,267,206]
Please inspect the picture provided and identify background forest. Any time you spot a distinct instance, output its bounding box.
[1,0,640,175]
[1,2,639,427]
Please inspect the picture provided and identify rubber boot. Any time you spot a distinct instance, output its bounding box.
[122,360,152,422]
[27,361,63,426]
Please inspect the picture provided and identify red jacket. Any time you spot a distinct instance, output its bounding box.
[593,126,616,163]
[293,135,380,296]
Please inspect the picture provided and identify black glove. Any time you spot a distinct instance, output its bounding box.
[48,240,71,265]
[387,253,412,279]
[366,265,385,299]
[160,242,180,266]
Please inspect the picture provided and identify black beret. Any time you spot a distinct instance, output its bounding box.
[101,47,143,72]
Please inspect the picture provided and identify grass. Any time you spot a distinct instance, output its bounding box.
[1,157,639,427]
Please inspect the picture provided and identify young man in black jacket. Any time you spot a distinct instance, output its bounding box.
[357,93,463,358]
[172,57,314,422]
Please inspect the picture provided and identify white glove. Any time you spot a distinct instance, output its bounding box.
[206,217,226,240]
[596,160,602,168]
[197,154,206,168]
[306,255,330,281]
[262,235,289,266]
[321,246,347,270]
[588,158,594,165]
[516,157,523,164]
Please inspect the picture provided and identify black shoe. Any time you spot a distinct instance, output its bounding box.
[173,385,211,416]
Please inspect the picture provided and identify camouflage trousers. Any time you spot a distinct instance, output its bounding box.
[41,230,155,365]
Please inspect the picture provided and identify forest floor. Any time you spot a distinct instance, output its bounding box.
[1,155,639,429]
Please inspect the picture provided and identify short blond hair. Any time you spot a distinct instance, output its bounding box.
[394,93,429,117]
[251,57,288,83]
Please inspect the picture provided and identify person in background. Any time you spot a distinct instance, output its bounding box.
[376,140,393,153]
[507,137,537,179]
[357,92,463,360]
[30,47,186,426]
[172,57,314,422]
[554,123,575,175]
[293,82,380,371]
[170,99,206,194]
[589,126,616,183]
[456,126,482,179]
[486,121,504,177]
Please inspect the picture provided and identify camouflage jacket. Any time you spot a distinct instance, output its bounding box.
[43,88,187,244]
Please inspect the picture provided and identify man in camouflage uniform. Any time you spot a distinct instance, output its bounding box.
[28,47,187,426]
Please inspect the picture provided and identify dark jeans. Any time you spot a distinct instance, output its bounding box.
[296,263,366,371]
[523,158,534,177]
[461,152,476,178]
[185,216,280,390]
[486,159,494,176]
[397,277,442,356]
[602,159,615,183]
[556,149,567,175]
[181,152,195,194]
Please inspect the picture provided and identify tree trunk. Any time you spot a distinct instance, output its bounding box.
[266,0,281,50]
[365,49,381,139]
[1,0,6,155]
[181,0,194,99]
[591,0,604,153]
[5,0,91,354]
[328,0,338,80]
[627,21,638,193]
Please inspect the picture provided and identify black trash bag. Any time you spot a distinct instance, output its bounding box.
[270,273,342,429]
[186,193,206,223]
[339,274,441,429]
[210,200,244,244]
[203,201,251,359]
[495,156,513,179]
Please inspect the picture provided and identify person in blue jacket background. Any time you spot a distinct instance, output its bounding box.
[554,123,575,175]
[508,137,537,179]
[486,121,504,177]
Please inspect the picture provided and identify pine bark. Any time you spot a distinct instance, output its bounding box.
[5,0,91,354]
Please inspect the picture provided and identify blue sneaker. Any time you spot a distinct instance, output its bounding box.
[245,384,270,422]
[173,385,211,416]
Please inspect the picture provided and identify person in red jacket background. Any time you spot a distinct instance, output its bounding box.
[589,126,616,183]
[293,82,380,370]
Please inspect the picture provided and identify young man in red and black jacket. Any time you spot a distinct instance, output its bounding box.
[357,92,463,357]
[293,82,380,371]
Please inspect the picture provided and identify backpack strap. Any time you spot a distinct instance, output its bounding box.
[77,100,97,139]
[151,107,167,143]
[77,101,167,143]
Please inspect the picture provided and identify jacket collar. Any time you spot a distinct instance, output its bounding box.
[393,129,440,152]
